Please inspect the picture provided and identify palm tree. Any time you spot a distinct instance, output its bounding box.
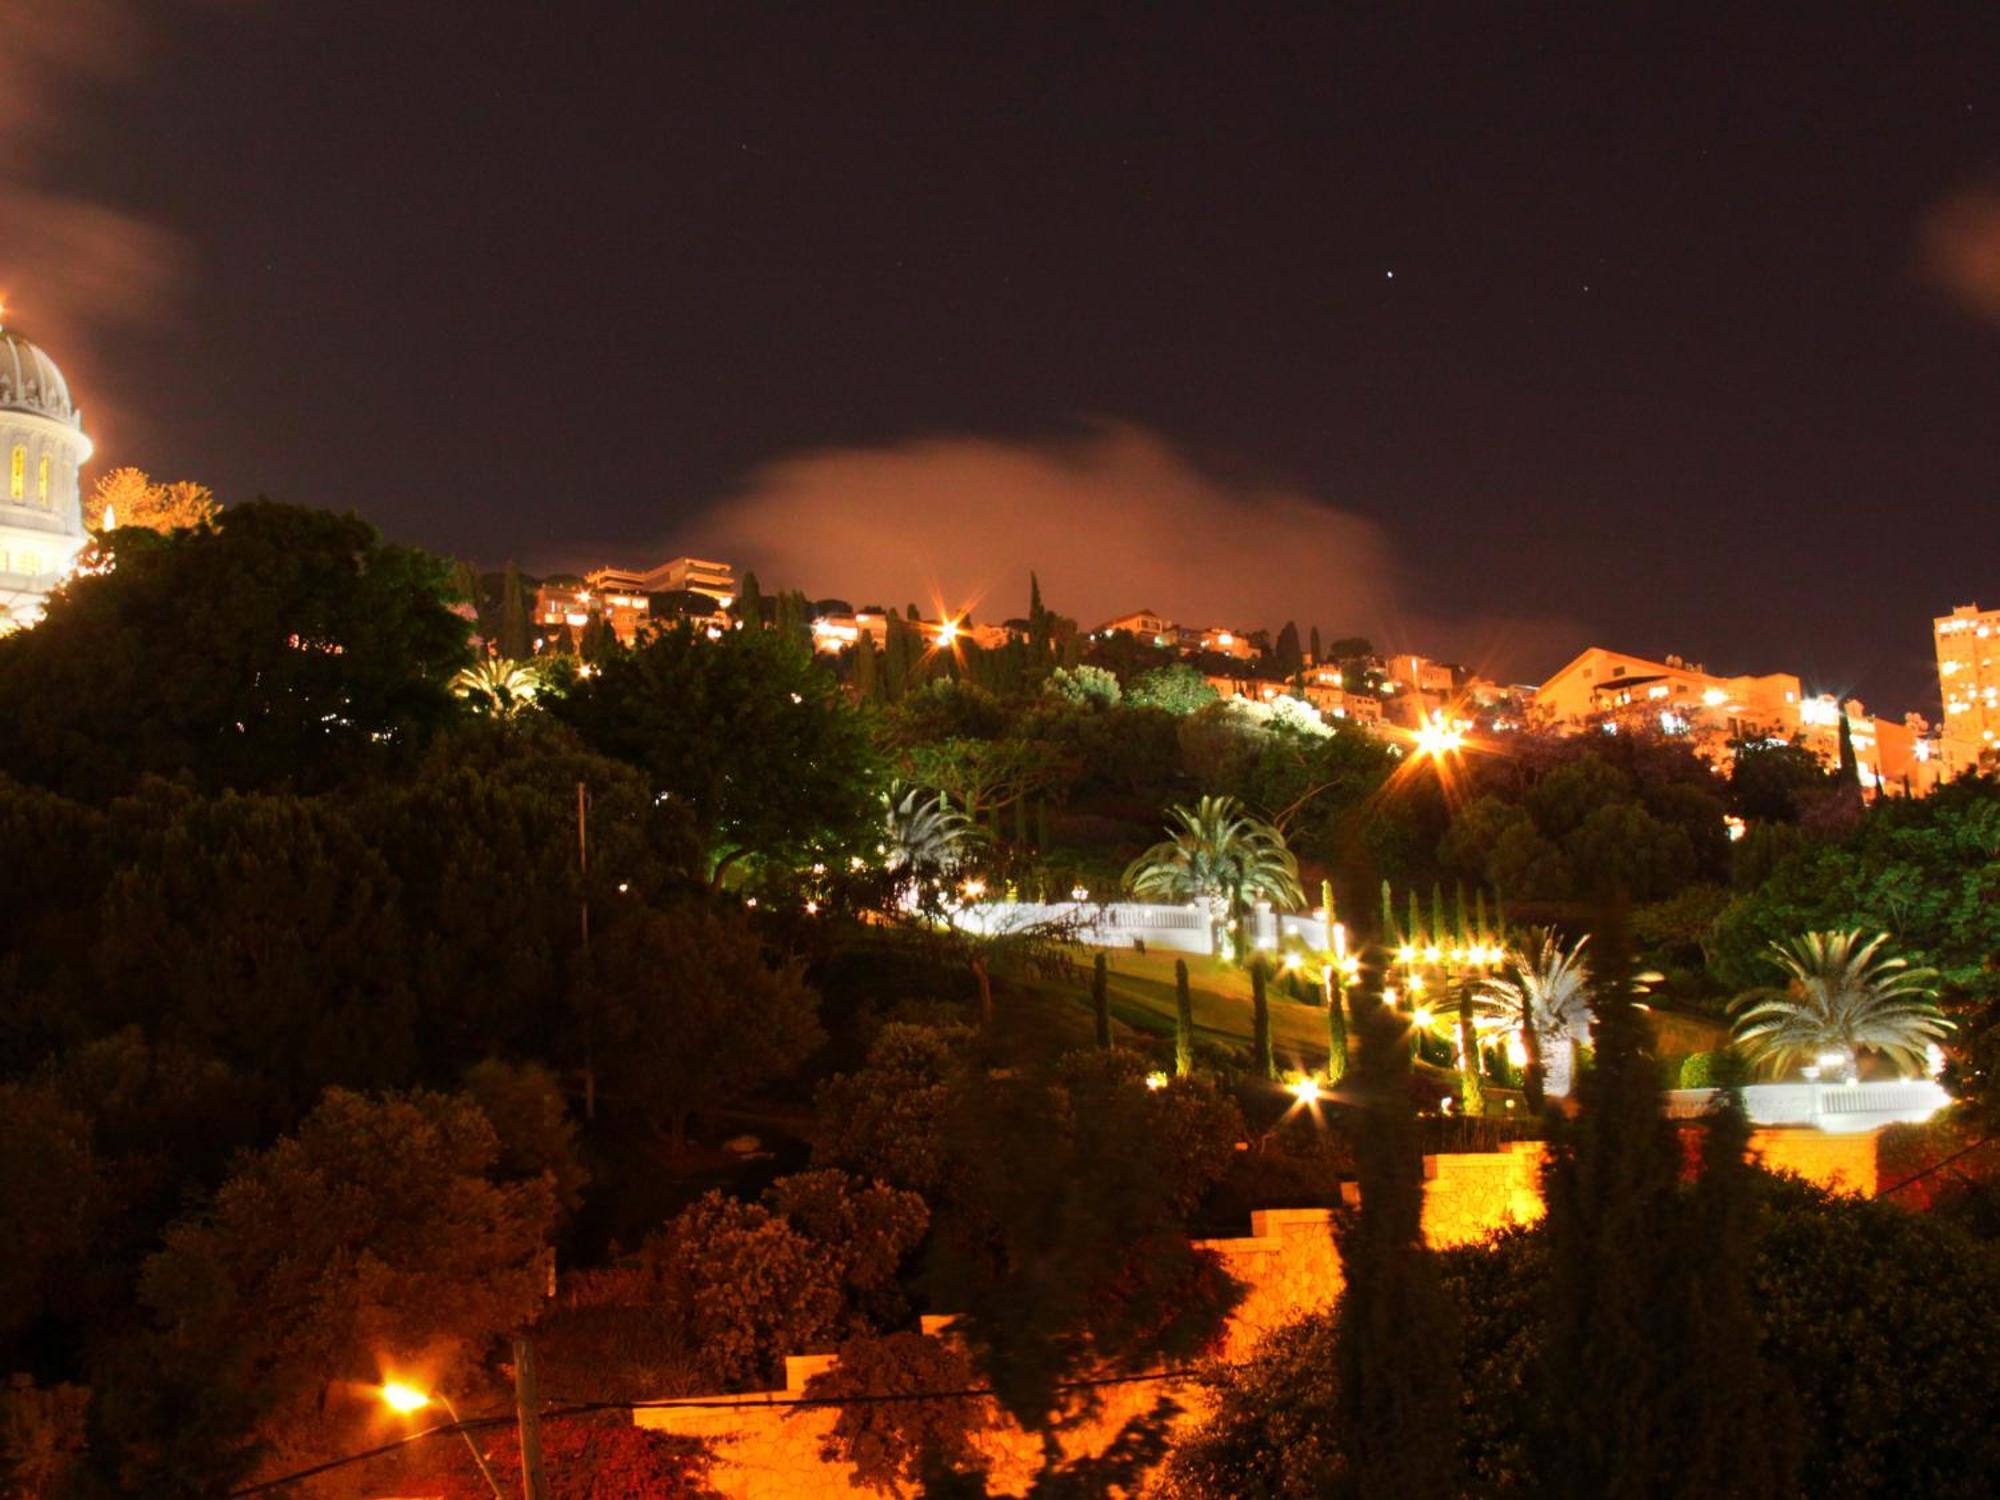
[1731,929,1947,1079]
[450,656,545,716]
[1124,795,1303,956]
[882,783,980,882]
[1473,931,1594,1104]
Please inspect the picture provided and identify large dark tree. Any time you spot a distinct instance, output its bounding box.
[555,622,877,883]
[114,1087,558,1492]
[345,717,700,1067]
[0,502,471,800]
[928,1049,1243,1431]
[94,782,416,1102]
[584,901,824,1152]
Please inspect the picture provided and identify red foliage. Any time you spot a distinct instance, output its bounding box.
[390,1412,717,1499]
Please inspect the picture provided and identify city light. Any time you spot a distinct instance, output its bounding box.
[1287,1076,1321,1104]
[1144,1071,1169,1091]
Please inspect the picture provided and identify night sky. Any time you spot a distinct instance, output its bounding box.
[7,3,1999,713]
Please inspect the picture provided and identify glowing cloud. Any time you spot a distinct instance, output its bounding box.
[1918,179,2000,326]
[684,422,1399,633]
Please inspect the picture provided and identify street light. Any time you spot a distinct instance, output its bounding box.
[378,1382,505,1500]
[1414,714,1465,760]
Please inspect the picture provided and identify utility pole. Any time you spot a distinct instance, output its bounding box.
[513,1335,549,1500]
[577,780,594,1121]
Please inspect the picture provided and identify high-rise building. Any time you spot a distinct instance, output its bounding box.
[1935,603,1999,778]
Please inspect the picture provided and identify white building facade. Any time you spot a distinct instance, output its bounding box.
[0,325,91,627]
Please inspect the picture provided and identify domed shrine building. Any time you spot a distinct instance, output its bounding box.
[0,321,92,627]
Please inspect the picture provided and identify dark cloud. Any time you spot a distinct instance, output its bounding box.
[680,423,1584,682]
[1918,180,2000,325]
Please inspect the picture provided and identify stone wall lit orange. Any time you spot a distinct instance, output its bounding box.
[633,1132,1877,1497]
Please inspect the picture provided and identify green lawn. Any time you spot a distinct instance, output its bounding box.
[1020,944,1730,1079]
[1012,946,1345,1074]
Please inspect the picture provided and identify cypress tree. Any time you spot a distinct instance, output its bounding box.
[883,616,909,701]
[1333,962,1459,1497]
[579,612,616,664]
[498,561,531,660]
[1275,620,1303,679]
[1408,889,1424,951]
[1540,913,1684,1499]
[1455,972,1485,1117]
[1474,887,1490,948]
[737,570,766,630]
[1380,879,1397,948]
[787,590,815,654]
[1092,952,1111,1050]
[1324,969,1348,1086]
[1309,623,1323,665]
[1251,960,1274,1079]
[1836,712,1860,787]
[1028,572,1049,666]
[853,635,878,700]
[1174,960,1195,1077]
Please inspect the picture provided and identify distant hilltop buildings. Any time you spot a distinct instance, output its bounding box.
[1531,646,1937,797]
[493,558,1992,793]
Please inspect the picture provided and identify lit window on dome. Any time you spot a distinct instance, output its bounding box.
[8,446,22,501]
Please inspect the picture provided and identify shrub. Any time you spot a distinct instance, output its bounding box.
[1677,1048,1753,1089]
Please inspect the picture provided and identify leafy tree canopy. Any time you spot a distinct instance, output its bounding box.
[124,1088,557,1487]
[1708,778,2000,1002]
[585,900,824,1151]
[0,502,471,800]
[555,623,878,881]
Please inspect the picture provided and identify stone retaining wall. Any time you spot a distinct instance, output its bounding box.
[634,1133,1878,1496]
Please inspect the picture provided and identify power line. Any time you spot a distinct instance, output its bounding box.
[225,1363,1236,1496]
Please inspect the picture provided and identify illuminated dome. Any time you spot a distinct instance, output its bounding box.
[0,319,93,625]
[0,327,81,428]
